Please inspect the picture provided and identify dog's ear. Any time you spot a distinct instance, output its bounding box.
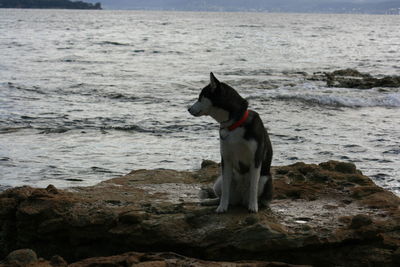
[210,72,220,92]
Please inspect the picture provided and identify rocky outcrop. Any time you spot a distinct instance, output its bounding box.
[0,0,102,10]
[310,69,400,89]
[1,249,310,267]
[0,161,399,266]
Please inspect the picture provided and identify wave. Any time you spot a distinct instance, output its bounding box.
[38,127,70,134]
[237,24,263,28]
[105,93,138,102]
[247,82,400,108]
[274,92,400,108]
[65,85,140,102]
[0,126,32,134]
[99,41,130,46]
[3,82,46,95]
[105,125,151,133]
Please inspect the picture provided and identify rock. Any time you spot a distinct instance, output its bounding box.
[0,161,399,267]
[7,251,310,267]
[201,159,218,169]
[309,68,400,89]
[5,249,37,265]
[0,0,102,10]
[319,160,359,174]
[50,255,68,267]
[349,214,373,229]
[46,185,59,195]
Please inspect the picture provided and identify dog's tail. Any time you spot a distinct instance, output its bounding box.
[199,186,220,206]
[200,198,220,206]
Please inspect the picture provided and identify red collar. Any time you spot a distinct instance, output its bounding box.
[228,110,249,131]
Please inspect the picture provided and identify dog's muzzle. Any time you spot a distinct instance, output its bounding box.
[188,102,203,117]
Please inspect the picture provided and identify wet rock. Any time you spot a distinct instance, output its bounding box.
[349,214,373,229]
[5,249,37,265]
[0,161,399,267]
[319,160,359,174]
[46,184,59,194]
[201,159,218,169]
[309,68,400,89]
[13,251,311,267]
[50,255,68,267]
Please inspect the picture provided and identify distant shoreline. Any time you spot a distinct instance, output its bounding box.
[1,8,399,15]
[0,0,102,10]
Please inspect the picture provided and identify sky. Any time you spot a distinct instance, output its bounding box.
[85,0,399,13]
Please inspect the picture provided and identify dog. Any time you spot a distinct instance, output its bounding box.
[188,73,273,213]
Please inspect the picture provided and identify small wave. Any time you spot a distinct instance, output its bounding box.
[371,173,390,181]
[4,82,46,95]
[21,115,36,120]
[60,56,81,63]
[91,166,113,173]
[274,92,400,108]
[0,126,31,134]
[99,41,130,46]
[58,56,106,64]
[38,127,70,134]
[237,24,263,28]
[223,69,274,76]
[105,93,138,102]
[383,149,400,155]
[106,125,151,133]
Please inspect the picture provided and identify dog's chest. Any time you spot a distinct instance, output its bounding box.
[220,128,257,167]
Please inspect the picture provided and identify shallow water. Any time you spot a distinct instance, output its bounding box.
[0,10,399,194]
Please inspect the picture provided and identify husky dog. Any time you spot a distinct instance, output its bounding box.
[188,73,273,213]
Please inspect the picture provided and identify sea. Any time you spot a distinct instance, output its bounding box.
[0,9,399,195]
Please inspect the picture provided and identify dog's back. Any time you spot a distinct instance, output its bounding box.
[242,110,273,206]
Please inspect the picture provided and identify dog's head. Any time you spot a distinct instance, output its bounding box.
[188,73,248,123]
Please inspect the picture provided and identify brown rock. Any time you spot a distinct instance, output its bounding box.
[46,185,59,195]
[51,251,310,267]
[349,214,373,229]
[135,261,167,267]
[5,249,37,265]
[321,68,400,89]
[0,161,399,267]
[50,255,68,267]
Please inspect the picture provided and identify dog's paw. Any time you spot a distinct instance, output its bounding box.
[248,202,259,213]
[216,204,228,213]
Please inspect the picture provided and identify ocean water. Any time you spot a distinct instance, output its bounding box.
[0,9,399,195]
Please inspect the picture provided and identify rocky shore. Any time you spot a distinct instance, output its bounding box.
[0,0,102,10]
[1,161,399,266]
[309,68,400,89]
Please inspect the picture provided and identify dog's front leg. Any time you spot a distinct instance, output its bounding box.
[216,160,232,213]
[248,166,261,213]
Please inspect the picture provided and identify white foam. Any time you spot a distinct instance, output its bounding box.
[260,84,400,108]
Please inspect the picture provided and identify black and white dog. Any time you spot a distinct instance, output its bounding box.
[188,73,273,213]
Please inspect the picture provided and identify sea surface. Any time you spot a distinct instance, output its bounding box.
[0,9,399,195]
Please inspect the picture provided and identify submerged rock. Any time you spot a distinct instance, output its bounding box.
[310,68,400,89]
[0,161,399,266]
